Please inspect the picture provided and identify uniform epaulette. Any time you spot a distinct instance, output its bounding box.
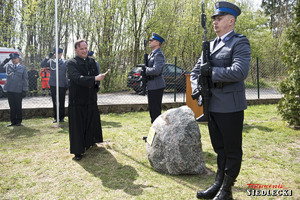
[234,34,246,38]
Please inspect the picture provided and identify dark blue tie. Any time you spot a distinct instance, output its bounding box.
[214,38,221,49]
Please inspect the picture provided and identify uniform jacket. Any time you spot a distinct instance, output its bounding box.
[191,31,251,113]
[3,63,28,93]
[41,58,68,87]
[67,56,99,105]
[146,48,166,90]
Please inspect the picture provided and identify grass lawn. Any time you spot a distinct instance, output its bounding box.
[0,104,299,199]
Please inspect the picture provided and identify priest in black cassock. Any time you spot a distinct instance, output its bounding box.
[67,39,107,161]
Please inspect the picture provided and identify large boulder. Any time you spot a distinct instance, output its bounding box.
[146,106,206,175]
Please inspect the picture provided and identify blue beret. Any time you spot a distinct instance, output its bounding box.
[88,51,94,56]
[53,48,63,53]
[212,1,241,18]
[149,33,165,43]
[10,53,20,59]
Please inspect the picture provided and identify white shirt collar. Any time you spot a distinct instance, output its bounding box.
[218,30,234,41]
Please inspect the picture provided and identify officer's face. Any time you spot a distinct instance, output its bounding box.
[53,53,63,59]
[11,58,20,65]
[57,53,63,59]
[75,42,88,59]
[213,15,235,37]
[149,39,160,49]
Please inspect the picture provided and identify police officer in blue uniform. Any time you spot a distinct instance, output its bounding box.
[191,1,251,199]
[88,51,100,74]
[145,33,166,123]
[1,53,28,126]
[41,48,68,123]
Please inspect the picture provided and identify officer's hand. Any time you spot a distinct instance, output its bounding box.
[191,88,201,100]
[197,95,203,106]
[142,65,146,71]
[200,62,212,77]
[22,91,26,98]
[2,58,11,65]
[48,52,54,58]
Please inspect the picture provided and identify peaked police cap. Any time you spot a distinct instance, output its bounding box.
[212,1,241,18]
[53,48,63,54]
[149,33,165,43]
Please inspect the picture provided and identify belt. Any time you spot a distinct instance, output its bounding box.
[147,74,161,80]
[213,82,232,89]
[148,76,155,80]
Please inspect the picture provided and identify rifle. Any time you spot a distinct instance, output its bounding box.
[140,39,148,95]
[196,0,211,123]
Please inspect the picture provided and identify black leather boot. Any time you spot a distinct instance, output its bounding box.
[212,174,235,200]
[196,169,224,199]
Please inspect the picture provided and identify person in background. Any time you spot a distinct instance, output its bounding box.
[88,51,100,74]
[40,65,50,96]
[27,65,39,97]
[67,39,108,161]
[41,48,68,123]
[190,1,251,200]
[144,32,166,124]
[0,53,28,127]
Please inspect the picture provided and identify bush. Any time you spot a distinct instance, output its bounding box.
[277,0,300,129]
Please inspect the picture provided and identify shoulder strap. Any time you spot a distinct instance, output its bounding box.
[234,33,246,38]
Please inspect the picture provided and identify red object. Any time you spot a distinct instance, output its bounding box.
[40,68,50,89]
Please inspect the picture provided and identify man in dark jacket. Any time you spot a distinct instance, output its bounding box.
[67,39,107,161]
[191,1,251,200]
[27,65,39,97]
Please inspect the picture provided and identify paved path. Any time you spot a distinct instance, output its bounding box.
[0,88,282,109]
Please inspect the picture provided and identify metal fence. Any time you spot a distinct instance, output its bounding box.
[0,57,285,109]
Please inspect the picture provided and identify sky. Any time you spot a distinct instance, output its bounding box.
[253,0,262,8]
[237,0,262,10]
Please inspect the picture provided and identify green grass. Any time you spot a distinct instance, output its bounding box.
[0,105,299,199]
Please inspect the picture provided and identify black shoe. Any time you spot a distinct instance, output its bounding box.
[138,91,146,95]
[53,119,57,123]
[7,123,16,127]
[73,154,82,161]
[212,174,235,200]
[197,169,224,199]
[15,123,22,126]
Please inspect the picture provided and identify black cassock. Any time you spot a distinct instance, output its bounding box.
[67,56,103,155]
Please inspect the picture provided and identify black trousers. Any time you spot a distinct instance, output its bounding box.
[28,82,37,95]
[7,92,23,124]
[147,88,164,123]
[208,111,244,179]
[50,86,66,120]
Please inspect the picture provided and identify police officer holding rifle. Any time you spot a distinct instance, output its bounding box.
[190,1,251,199]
